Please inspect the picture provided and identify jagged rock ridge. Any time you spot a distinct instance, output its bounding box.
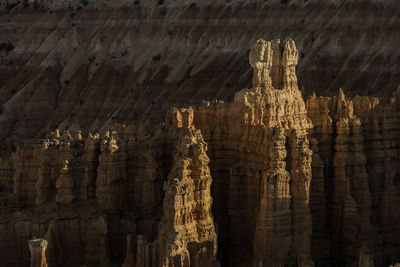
[1,37,400,267]
[1,0,400,156]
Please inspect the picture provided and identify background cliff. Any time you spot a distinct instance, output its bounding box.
[1,0,400,147]
[2,1,400,267]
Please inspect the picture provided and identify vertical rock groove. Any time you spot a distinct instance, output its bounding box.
[0,36,400,266]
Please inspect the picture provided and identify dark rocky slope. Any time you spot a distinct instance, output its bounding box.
[1,0,400,147]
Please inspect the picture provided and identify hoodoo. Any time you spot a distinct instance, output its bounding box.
[193,37,314,266]
[1,37,400,267]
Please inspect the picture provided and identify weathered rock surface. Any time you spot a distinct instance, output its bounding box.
[1,35,400,267]
[0,108,219,266]
[28,239,48,267]
[130,108,219,267]
[1,0,400,159]
[306,86,400,266]
[191,37,314,266]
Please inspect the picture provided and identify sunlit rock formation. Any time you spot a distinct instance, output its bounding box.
[28,239,48,267]
[2,0,400,159]
[1,37,400,267]
[192,37,314,266]
[2,109,220,266]
[130,108,219,267]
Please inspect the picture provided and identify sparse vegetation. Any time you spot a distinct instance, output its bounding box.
[186,65,193,77]
[6,1,20,10]
[152,54,161,62]
[32,2,40,10]
[80,0,89,6]
[0,41,15,53]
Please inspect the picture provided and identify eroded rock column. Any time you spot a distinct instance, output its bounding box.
[96,133,127,210]
[194,37,314,266]
[28,239,48,267]
[156,108,219,267]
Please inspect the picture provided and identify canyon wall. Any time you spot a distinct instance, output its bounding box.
[192,37,314,266]
[306,86,400,266]
[0,110,219,267]
[1,34,400,266]
[1,0,400,154]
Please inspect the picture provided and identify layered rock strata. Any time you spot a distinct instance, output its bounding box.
[1,37,400,267]
[306,87,400,266]
[2,0,400,159]
[191,37,314,266]
[131,108,219,267]
[0,110,219,266]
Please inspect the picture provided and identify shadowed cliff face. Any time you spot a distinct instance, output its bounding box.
[2,36,400,267]
[2,1,400,267]
[0,37,316,267]
[1,0,400,147]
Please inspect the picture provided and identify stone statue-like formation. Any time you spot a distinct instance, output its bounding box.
[234,38,311,130]
[249,38,299,90]
[193,37,314,266]
[14,38,315,267]
[4,38,400,267]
